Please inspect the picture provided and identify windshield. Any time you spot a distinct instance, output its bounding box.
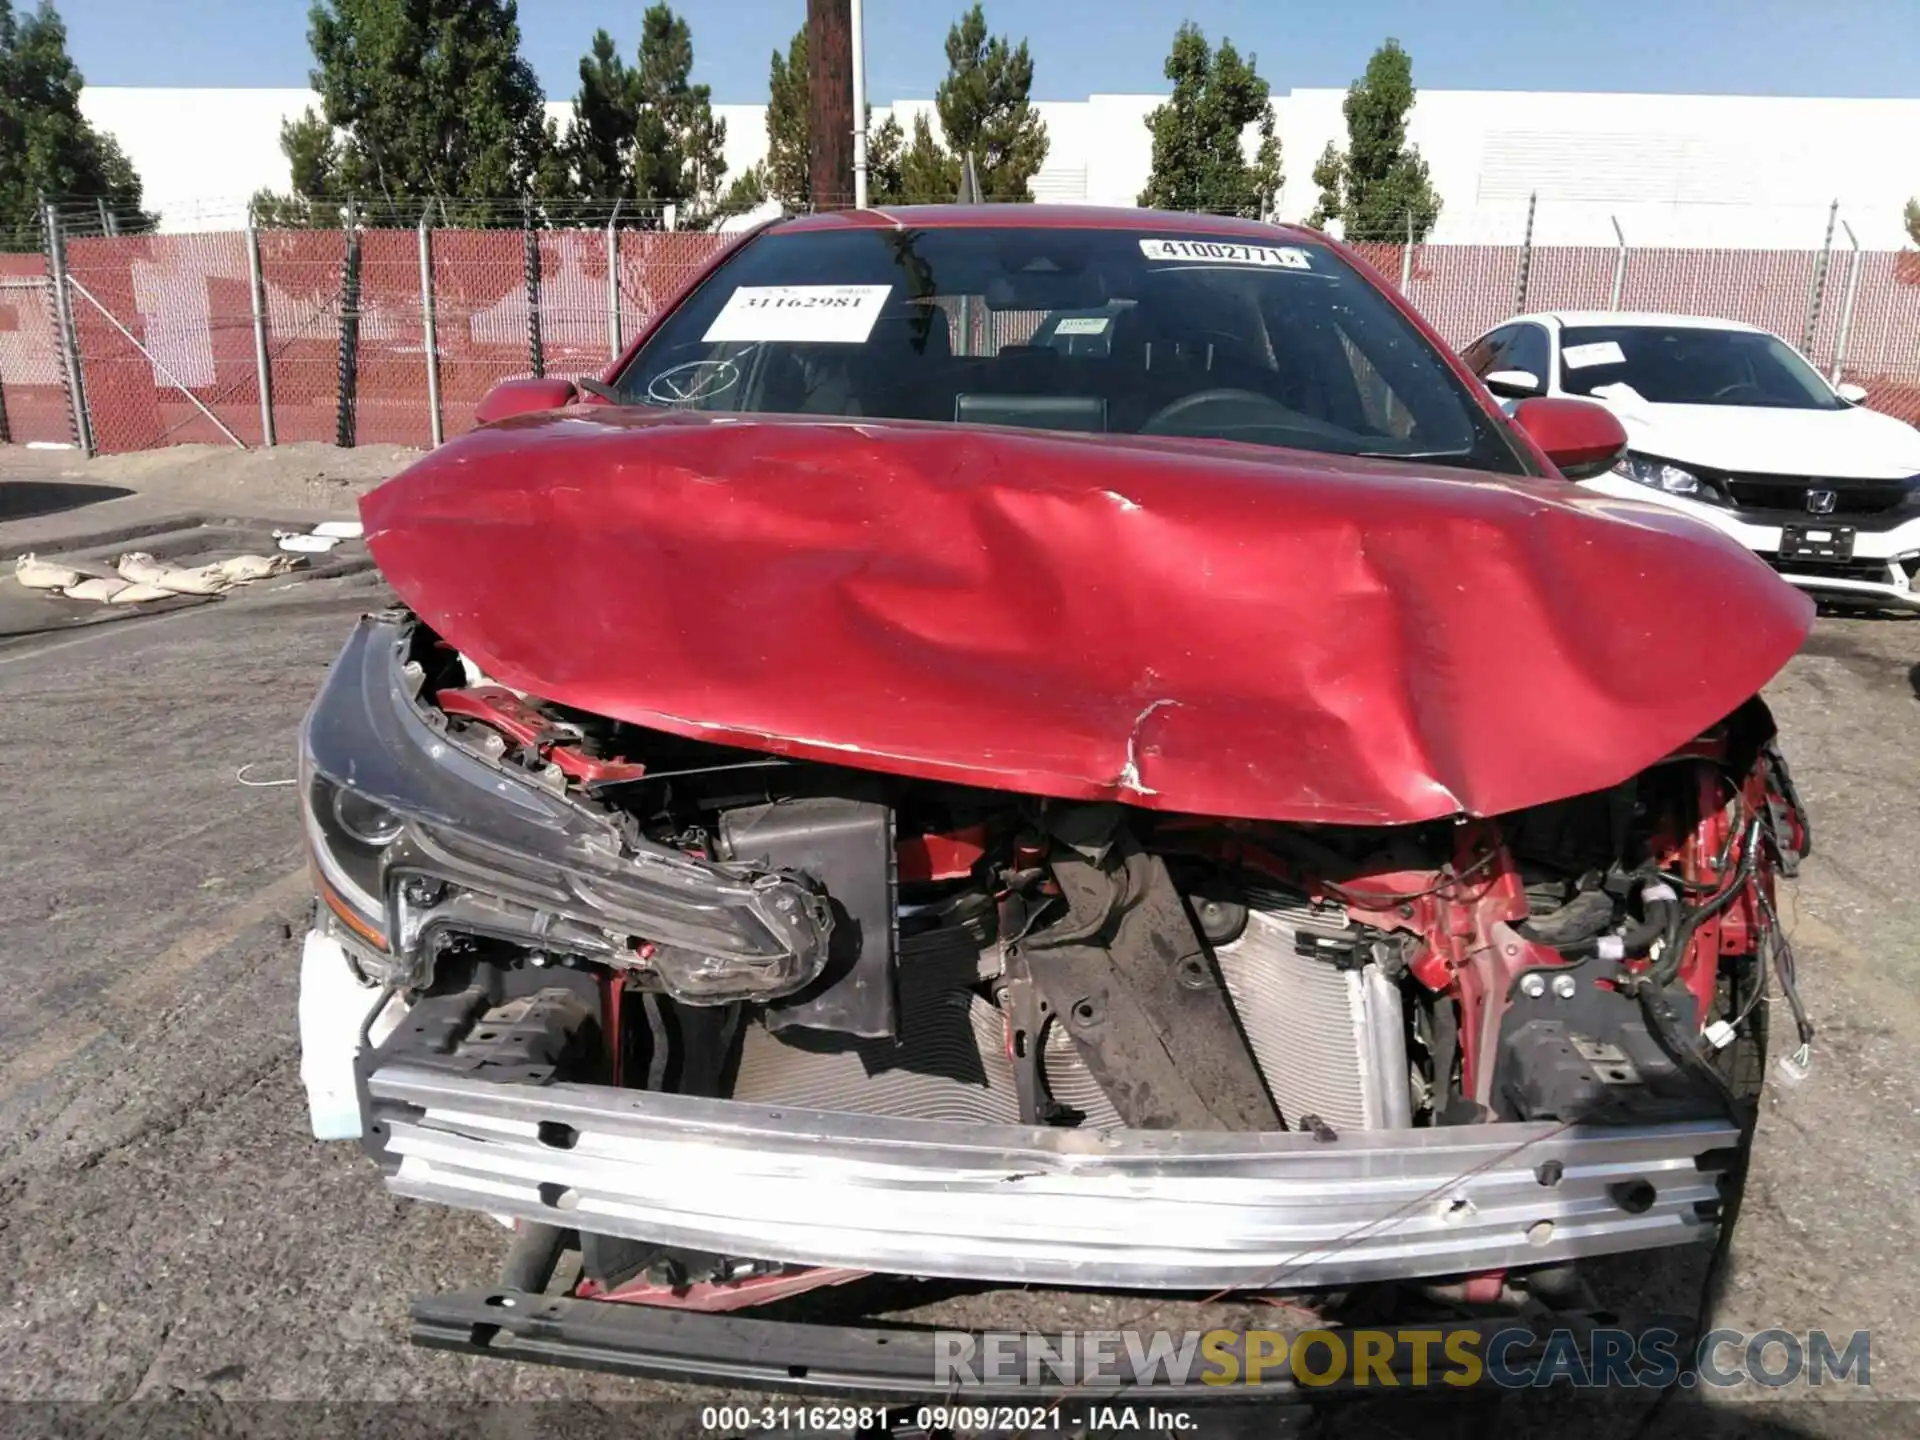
[1557,324,1842,410]
[614,225,1527,474]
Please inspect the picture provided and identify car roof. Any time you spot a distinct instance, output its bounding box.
[1504,311,1769,335]
[773,204,1322,244]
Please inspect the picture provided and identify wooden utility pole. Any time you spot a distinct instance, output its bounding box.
[808,0,854,209]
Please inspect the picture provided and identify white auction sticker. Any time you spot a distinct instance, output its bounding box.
[1561,340,1627,370]
[1139,238,1312,269]
[702,284,893,344]
[1054,316,1111,335]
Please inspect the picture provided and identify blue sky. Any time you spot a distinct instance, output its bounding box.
[61,0,1920,103]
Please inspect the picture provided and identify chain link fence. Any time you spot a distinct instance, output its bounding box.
[3,205,1918,458]
[0,251,71,446]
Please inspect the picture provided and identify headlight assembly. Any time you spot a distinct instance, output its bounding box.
[298,614,836,1004]
[301,753,394,953]
[332,787,404,845]
[1612,452,1726,505]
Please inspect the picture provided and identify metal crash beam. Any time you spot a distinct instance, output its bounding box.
[371,1064,1738,1291]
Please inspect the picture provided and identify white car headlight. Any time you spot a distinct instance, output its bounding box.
[1614,452,1704,496]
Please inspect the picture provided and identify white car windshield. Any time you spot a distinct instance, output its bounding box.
[615,225,1529,475]
[1558,325,1843,411]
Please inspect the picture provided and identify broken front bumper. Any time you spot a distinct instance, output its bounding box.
[371,1063,1738,1291]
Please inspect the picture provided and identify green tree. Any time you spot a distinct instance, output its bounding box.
[1905,198,1920,248]
[253,0,558,227]
[719,164,767,213]
[1308,38,1441,242]
[761,24,809,206]
[895,5,1047,203]
[630,4,726,213]
[896,112,957,202]
[0,0,150,248]
[866,112,905,203]
[1137,23,1280,218]
[1306,142,1344,230]
[566,30,636,203]
[559,5,728,222]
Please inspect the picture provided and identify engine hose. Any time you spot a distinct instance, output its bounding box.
[1655,818,1763,987]
[1522,878,1677,961]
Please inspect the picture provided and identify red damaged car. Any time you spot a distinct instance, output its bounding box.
[297,207,1814,1395]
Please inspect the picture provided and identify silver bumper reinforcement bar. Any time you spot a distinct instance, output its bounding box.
[371,1064,1739,1290]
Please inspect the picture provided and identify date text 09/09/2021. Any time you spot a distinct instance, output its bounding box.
[697,1407,1198,1433]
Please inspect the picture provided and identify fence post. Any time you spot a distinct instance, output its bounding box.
[1609,216,1628,311]
[1829,221,1863,386]
[245,207,276,447]
[417,206,444,448]
[1398,209,1414,293]
[524,197,544,379]
[1512,191,1537,315]
[43,202,94,457]
[336,201,361,449]
[606,200,623,362]
[1800,198,1838,354]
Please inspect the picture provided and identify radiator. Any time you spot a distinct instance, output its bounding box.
[1214,901,1413,1133]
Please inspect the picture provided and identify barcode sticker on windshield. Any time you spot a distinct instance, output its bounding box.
[702,284,893,344]
[1054,316,1111,335]
[1139,238,1312,269]
[1562,340,1627,369]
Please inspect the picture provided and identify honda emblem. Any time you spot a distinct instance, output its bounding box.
[1806,489,1837,515]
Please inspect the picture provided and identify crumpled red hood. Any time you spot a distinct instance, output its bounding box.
[362,409,1811,826]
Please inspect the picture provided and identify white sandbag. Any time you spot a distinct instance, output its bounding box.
[152,563,234,595]
[115,551,175,585]
[107,582,177,604]
[15,554,83,590]
[217,553,304,582]
[312,520,363,539]
[63,576,130,602]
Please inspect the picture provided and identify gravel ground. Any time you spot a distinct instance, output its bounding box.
[0,445,1916,1438]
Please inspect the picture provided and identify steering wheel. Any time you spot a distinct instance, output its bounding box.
[1174,326,1246,354]
[1140,387,1298,434]
[1708,381,1762,401]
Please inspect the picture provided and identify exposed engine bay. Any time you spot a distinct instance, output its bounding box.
[302,610,1812,1306]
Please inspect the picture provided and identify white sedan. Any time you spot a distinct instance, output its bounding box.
[1463,311,1920,609]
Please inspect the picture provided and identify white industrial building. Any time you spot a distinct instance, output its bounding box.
[76,85,1920,249]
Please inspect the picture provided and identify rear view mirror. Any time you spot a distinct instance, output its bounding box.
[1835,381,1868,405]
[985,272,1105,311]
[1484,369,1544,399]
[1510,397,1628,481]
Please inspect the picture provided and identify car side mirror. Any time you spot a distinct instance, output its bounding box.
[1835,381,1868,406]
[475,376,580,426]
[1510,396,1629,481]
[1483,369,1544,399]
